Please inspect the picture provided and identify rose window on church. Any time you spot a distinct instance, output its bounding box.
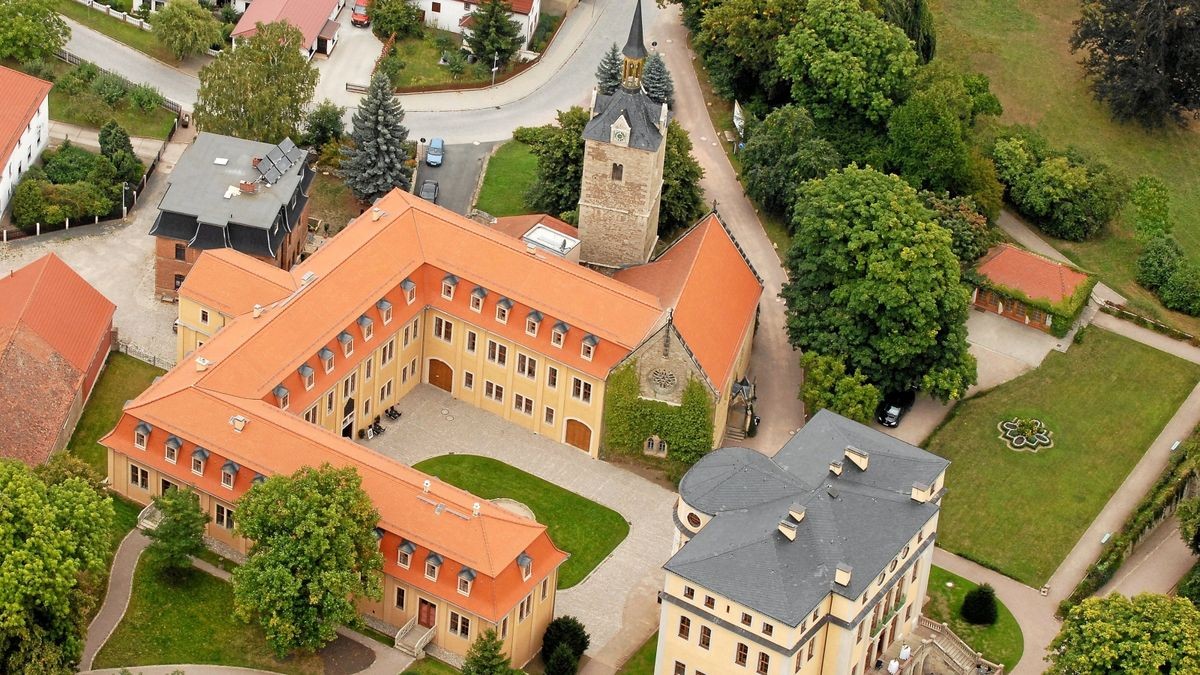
[648,368,678,394]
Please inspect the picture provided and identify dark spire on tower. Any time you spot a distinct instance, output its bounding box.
[622,0,647,60]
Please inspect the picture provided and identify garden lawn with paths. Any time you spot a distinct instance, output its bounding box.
[616,631,658,675]
[932,0,1200,334]
[93,556,324,673]
[412,455,629,588]
[401,658,461,674]
[924,567,1024,669]
[924,327,1200,586]
[66,352,165,474]
[473,141,537,217]
[52,0,179,64]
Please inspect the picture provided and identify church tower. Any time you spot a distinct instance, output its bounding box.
[576,0,669,269]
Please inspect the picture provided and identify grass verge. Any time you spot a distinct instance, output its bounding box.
[616,631,657,675]
[66,352,165,475]
[924,567,1024,669]
[402,657,462,674]
[412,455,629,588]
[924,327,1200,586]
[93,556,324,673]
[53,0,178,63]
[474,141,537,216]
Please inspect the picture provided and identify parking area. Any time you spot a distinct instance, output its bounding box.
[414,141,497,215]
[313,2,384,106]
[362,384,677,671]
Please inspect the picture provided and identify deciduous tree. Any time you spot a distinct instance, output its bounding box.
[340,72,412,202]
[232,465,383,657]
[1137,235,1184,291]
[151,0,223,61]
[739,105,840,220]
[781,166,976,400]
[305,99,346,149]
[461,629,511,675]
[466,0,524,68]
[1178,493,1200,553]
[1047,594,1200,673]
[522,107,592,219]
[924,193,995,267]
[871,0,936,63]
[660,121,705,234]
[799,352,880,424]
[1070,0,1200,127]
[0,0,70,65]
[370,0,423,39]
[694,0,804,102]
[145,488,209,577]
[595,43,622,95]
[194,21,318,143]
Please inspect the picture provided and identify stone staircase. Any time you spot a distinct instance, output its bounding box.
[394,616,436,658]
[724,425,747,443]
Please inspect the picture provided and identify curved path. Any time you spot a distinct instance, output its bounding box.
[81,530,151,671]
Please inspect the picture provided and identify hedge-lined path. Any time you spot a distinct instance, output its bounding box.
[1099,514,1195,597]
[80,530,150,671]
[365,384,677,674]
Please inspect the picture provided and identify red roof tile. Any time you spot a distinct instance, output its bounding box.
[0,65,51,175]
[976,244,1091,305]
[233,0,341,50]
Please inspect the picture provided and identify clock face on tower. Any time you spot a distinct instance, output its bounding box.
[613,130,627,143]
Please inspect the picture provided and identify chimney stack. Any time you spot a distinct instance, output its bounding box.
[239,180,258,193]
[829,460,843,477]
[252,304,263,318]
[835,563,852,587]
[911,482,932,503]
[844,446,869,471]
[423,479,431,493]
[778,519,797,541]
[472,502,480,516]
[252,156,262,167]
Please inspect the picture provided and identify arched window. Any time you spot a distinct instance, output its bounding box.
[611,163,623,181]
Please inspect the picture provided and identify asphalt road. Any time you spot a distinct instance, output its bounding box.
[63,17,199,108]
[414,141,496,216]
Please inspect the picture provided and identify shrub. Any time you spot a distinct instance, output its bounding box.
[376,54,406,89]
[371,0,423,40]
[1180,564,1200,608]
[1136,235,1184,291]
[129,84,164,112]
[54,63,99,96]
[109,0,133,12]
[21,59,56,83]
[1160,264,1200,316]
[543,616,590,661]
[961,583,998,625]
[219,4,240,23]
[10,178,48,228]
[43,142,99,184]
[90,72,130,107]
[1129,175,1172,241]
[545,643,579,675]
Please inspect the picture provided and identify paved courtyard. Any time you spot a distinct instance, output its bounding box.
[314,5,385,106]
[364,384,677,672]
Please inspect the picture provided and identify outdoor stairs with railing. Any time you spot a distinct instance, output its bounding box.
[394,616,436,657]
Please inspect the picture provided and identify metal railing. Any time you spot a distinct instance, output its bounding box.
[116,339,175,370]
[919,615,1005,674]
[393,615,417,649]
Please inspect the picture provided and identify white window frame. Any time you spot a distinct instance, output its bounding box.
[441,282,455,300]
[425,561,440,581]
[165,445,178,464]
[434,316,453,342]
[380,379,393,402]
[470,295,483,312]
[544,406,555,426]
[398,550,411,568]
[513,393,533,416]
[449,611,470,638]
[278,392,289,410]
[551,328,564,348]
[363,322,374,341]
[381,306,393,325]
[466,330,477,354]
[572,377,592,404]
[303,371,315,391]
[381,339,395,365]
[496,305,509,324]
[521,562,532,581]
[518,594,533,621]
[464,372,475,390]
[221,469,235,490]
[516,353,536,379]
[215,503,235,530]
[200,309,210,325]
[525,318,539,337]
[192,457,205,475]
[134,430,147,449]
[405,286,416,304]
[581,341,594,361]
[129,464,149,490]
[485,380,504,403]
[458,577,472,596]
[547,366,558,389]
[304,406,318,424]
[323,354,335,373]
[487,340,506,366]
[342,337,354,357]
[365,356,374,380]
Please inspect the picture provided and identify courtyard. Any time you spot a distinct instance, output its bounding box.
[364,384,678,669]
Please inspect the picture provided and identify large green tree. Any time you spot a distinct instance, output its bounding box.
[152,0,223,61]
[739,104,841,220]
[522,106,592,218]
[869,0,936,63]
[370,0,424,40]
[305,99,346,149]
[465,0,524,68]
[923,193,996,267]
[232,464,383,657]
[776,0,918,124]
[145,487,209,577]
[0,460,114,674]
[781,166,976,400]
[1048,594,1200,673]
[694,0,805,102]
[799,352,881,424]
[340,72,412,202]
[660,121,705,234]
[1070,0,1200,127]
[194,21,318,143]
[642,53,675,108]
[0,0,69,64]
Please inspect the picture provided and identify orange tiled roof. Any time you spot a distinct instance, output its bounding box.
[0,254,115,464]
[181,248,298,317]
[976,244,1091,305]
[491,214,578,240]
[0,65,50,173]
[233,0,340,50]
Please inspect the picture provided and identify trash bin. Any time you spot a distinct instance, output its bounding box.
[182,113,191,128]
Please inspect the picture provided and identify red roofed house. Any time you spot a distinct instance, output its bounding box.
[233,0,345,59]
[0,254,116,465]
[972,244,1096,336]
[0,65,52,217]
[432,0,540,51]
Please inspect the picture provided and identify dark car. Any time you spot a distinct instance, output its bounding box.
[419,180,439,203]
[351,0,370,27]
[875,389,917,428]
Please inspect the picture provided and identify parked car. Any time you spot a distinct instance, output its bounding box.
[351,1,370,27]
[874,389,917,428]
[419,180,439,203]
[425,137,445,166]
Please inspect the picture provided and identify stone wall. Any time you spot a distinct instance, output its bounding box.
[577,139,664,268]
[625,322,710,405]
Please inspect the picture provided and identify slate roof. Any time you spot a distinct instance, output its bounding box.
[622,0,647,59]
[665,410,949,627]
[583,87,667,152]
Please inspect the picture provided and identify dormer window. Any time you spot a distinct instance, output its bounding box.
[551,321,568,348]
[398,540,415,568]
[252,473,267,487]
[165,435,181,464]
[358,315,374,340]
[441,274,458,300]
[581,334,598,361]
[377,299,393,325]
[134,421,151,449]
[496,297,512,324]
[518,551,533,581]
[458,567,476,596]
[470,286,486,313]
[319,347,335,373]
[221,460,239,489]
[299,365,315,391]
[425,552,443,581]
[402,278,416,304]
[273,385,289,410]
[191,447,209,475]
[338,331,354,357]
[525,310,542,337]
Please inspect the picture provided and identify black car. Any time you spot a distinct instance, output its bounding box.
[875,389,917,428]
[418,180,439,203]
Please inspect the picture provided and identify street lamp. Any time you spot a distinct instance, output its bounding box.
[491,52,499,86]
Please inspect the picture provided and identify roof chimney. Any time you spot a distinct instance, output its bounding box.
[844,446,869,471]
[239,180,258,194]
[788,503,806,523]
[778,519,797,541]
[835,563,852,587]
[911,482,932,503]
[229,415,248,432]
[252,156,262,167]
[526,243,537,255]
[829,460,843,476]
[371,207,385,222]
[423,479,431,493]
[472,502,480,516]
[195,356,212,371]
[252,304,263,318]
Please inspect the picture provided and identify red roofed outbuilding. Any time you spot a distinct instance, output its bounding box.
[972,244,1096,336]
[232,0,345,57]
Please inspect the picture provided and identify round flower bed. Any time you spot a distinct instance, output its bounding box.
[997,417,1054,452]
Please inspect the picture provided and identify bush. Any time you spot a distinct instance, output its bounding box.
[108,0,133,12]
[529,13,563,53]
[543,616,589,662]
[219,4,240,23]
[90,72,130,107]
[1136,235,1184,291]
[43,142,99,184]
[376,54,406,89]
[128,84,164,112]
[1130,175,1172,241]
[10,178,48,228]
[1180,564,1200,608]
[1160,264,1200,316]
[21,59,56,83]
[545,643,579,675]
[54,63,99,96]
[961,583,998,625]
[371,0,423,40]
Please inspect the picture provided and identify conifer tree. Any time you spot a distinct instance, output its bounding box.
[462,629,511,675]
[596,42,622,95]
[642,52,675,107]
[340,72,412,202]
[465,0,523,68]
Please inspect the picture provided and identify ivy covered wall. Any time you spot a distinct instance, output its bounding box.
[602,364,715,465]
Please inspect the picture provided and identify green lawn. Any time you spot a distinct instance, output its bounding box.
[53,0,178,63]
[402,658,462,674]
[474,141,538,217]
[932,0,1200,335]
[412,455,629,588]
[109,495,141,554]
[94,556,324,673]
[388,31,491,89]
[616,632,657,675]
[66,352,165,475]
[49,87,178,140]
[924,567,1024,669]
[925,328,1200,586]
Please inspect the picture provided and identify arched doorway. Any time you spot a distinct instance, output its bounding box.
[565,419,591,452]
[428,358,453,393]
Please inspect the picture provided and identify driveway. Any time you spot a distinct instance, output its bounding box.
[414,141,496,216]
[314,4,385,106]
[363,384,677,672]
